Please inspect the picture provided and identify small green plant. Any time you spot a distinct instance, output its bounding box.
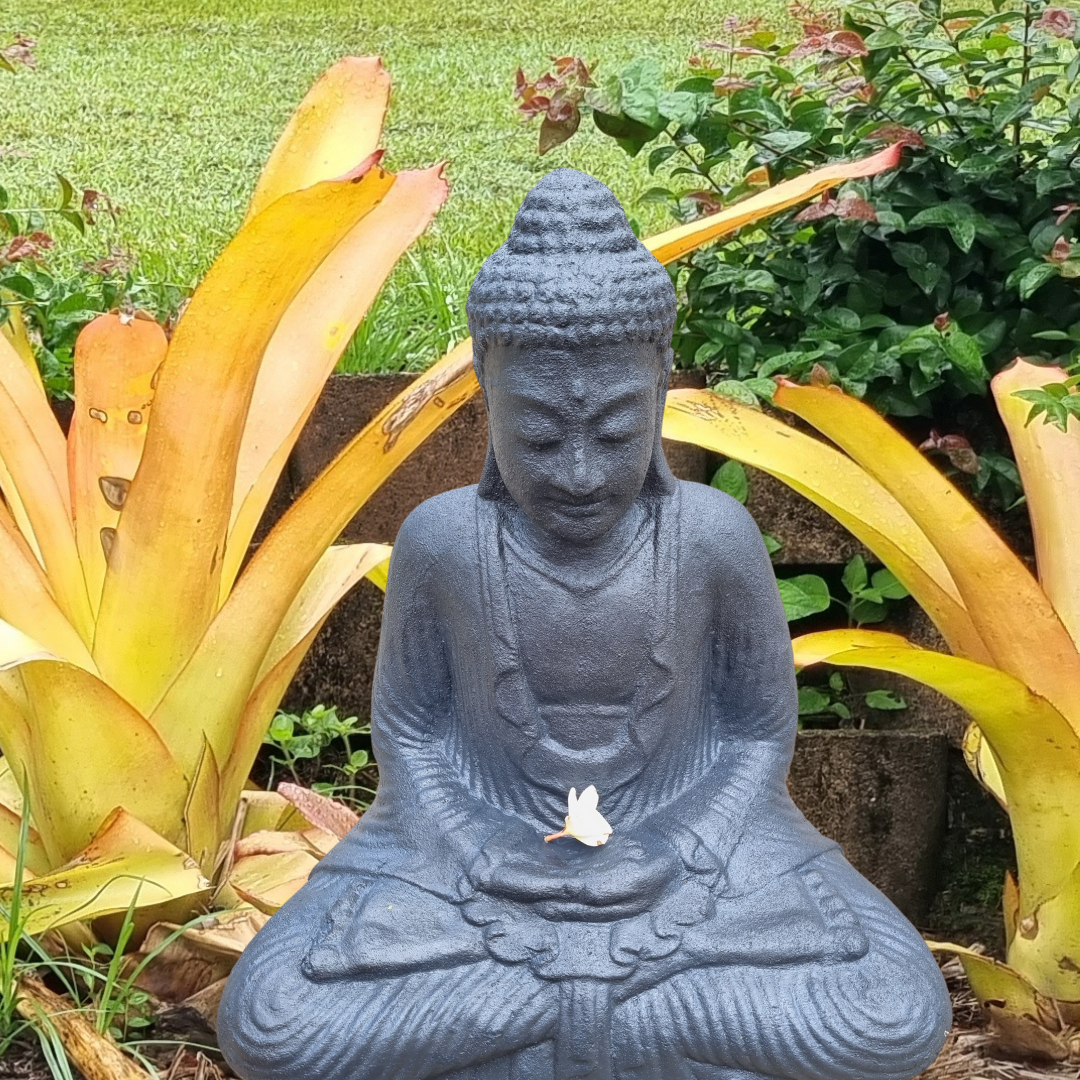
[265,704,376,804]
[797,669,908,726]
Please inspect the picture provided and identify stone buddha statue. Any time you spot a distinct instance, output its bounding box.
[218,169,951,1080]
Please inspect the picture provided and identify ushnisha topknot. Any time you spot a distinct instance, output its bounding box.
[466,169,677,373]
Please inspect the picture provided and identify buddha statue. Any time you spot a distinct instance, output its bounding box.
[218,169,951,1080]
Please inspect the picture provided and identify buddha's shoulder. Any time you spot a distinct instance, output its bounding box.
[392,485,480,570]
[675,479,766,569]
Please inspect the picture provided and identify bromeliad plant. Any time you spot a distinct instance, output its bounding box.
[0,55,463,933]
[663,362,1080,1054]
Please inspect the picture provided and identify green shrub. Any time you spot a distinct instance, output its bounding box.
[519,0,1080,427]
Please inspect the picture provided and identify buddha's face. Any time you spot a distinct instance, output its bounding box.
[482,339,664,545]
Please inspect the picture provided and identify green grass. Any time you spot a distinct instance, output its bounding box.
[0,0,784,372]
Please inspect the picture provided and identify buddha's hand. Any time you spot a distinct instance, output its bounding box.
[467,828,680,921]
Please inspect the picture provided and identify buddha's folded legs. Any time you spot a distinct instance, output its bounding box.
[217,875,560,1080]
[611,850,950,1080]
[220,852,948,1080]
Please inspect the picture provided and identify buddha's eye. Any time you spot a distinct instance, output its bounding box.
[519,428,561,452]
[596,423,644,445]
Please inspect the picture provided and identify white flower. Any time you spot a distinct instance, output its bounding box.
[544,785,613,847]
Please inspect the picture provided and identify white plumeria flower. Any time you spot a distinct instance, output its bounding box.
[544,785,613,847]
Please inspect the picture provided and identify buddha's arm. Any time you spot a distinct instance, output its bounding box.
[641,491,799,871]
[366,504,530,881]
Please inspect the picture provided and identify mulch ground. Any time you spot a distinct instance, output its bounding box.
[1,961,1076,1080]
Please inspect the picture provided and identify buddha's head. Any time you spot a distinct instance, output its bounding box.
[467,169,677,545]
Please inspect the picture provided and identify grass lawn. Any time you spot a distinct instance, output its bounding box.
[0,0,785,372]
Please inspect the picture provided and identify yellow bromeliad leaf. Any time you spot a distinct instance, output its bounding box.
[218,545,389,818]
[18,658,192,864]
[963,721,1007,809]
[183,737,222,874]
[1,304,42,388]
[68,313,166,616]
[256,543,392,684]
[0,330,68,514]
[0,808,208,943]
[663,390,988,662]
[926,943,1071,1058]
[644,143,903,264]
[776,382,1080,728]
[222,166,449,596]
[154,340,477,782]
[793,630,1080,918]
[92,163,397,722]
[245,56,391,223]
[0,501,93,667]
[0,619,188,864]
[993,360,1080,651]
[0,759,48,881]
[0,371,92,644]
[228,848,318,915]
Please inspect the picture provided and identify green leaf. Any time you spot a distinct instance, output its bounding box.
[871,567,910,600]
[828,701,852,720]
[798,686,832,715]
[591,108,664,157]
[943,329,987,389]
[828,671,845,692]
[864,27,905,47]
[842,555,869,595]
[57,174,75,210]
[778,574,832,621]
[757,130,814,155]
[850,597,888,624]
[711,459,749,503]
[1018,262,1058,301]
[658,90,703,127]
[762,533,782,556]
[865,689,908,710]
[618,57,666,129]
[712,379,760,408]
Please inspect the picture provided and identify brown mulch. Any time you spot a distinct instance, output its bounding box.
[918,960,1080,1080]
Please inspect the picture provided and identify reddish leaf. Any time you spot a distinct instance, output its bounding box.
[1054,203,1079,226]
[713,76,755,94]
[539,109,581,155]
[826,30,869,56]
[1047,236,1073,263]
[1035,8,1076,37]
[835,196,877,222]
[277,782,359,839]
[81,189,118,226]
[687,191,725,216]
[919,430,980,475]
[794,193,837,222]
[3,232,53,262]
[868,124,925,149]
[809,363,834,386]
[0,34,36,70]
[934,313,951,332]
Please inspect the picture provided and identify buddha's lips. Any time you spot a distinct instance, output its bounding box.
[552,495,608,516]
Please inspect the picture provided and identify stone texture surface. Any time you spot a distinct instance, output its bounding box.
[787,729,949,922]
[282,370,710,718]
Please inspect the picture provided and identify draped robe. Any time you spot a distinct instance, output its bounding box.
[219,477,951,1080]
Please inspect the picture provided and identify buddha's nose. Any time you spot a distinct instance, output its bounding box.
[553,437,603,500]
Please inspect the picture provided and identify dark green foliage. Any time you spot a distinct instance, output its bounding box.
[543,0,1080,427]
[0,178,184,399]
